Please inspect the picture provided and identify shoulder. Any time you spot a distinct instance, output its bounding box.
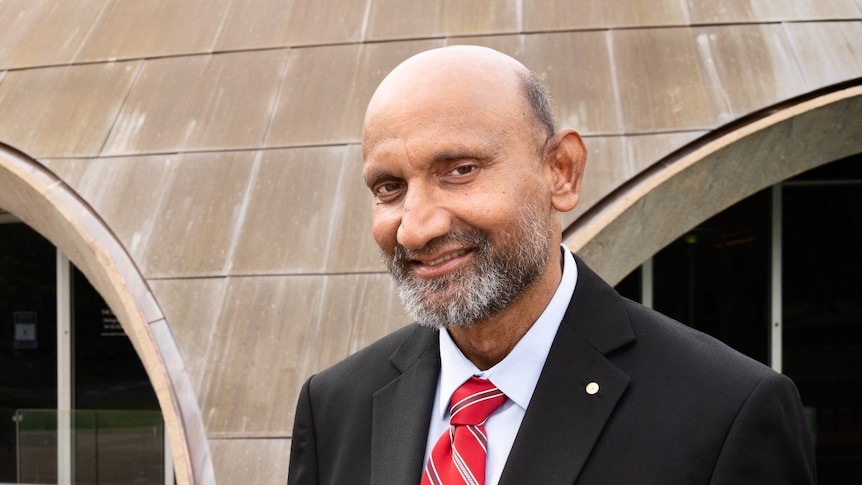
[570,255,776,390]
[568,255,771,389]
[579,298,814,482]
[621,299,773,383]
[609,297,797,442]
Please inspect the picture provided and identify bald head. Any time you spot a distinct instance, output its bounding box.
[362,46,555,150]
[360,45,588,340]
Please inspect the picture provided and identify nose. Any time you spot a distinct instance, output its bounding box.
[396,185,451,250]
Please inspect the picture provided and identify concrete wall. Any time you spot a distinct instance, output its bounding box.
[1,1,861,482]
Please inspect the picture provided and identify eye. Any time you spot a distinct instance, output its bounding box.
[448,164,477,176]
[373,181,404,200]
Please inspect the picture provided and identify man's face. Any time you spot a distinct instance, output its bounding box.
[362,69,558,328]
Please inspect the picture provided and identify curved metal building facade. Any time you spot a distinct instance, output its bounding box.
[1,1,861,483]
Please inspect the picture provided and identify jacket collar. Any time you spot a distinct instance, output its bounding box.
[370,325,440,485]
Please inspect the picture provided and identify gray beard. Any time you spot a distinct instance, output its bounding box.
[383,205,552,329]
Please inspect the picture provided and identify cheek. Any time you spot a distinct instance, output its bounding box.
[467,184,538,226]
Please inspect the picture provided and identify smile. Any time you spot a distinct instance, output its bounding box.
[419,249,469,267]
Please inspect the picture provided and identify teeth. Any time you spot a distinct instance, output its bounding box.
[426,249,467,266]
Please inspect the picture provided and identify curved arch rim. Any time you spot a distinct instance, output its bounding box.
[565,83,862,285]
[0,143,214,485]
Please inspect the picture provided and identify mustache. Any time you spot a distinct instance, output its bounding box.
[391,227,490,267]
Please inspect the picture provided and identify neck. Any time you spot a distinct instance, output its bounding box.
[447,250,563,370]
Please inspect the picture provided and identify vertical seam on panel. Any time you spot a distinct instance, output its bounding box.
[69,0,113,63]
[360,0,374,42]
[778,22,813,91]
[693,28,733,119]
[516,0,524,33]
[95,59,145,156]
[222,149,263,275]
[678,0,692,25]
[210,0,239,53]
[605,29,626,135]
[259,48,293,147]
[321,146,351,271]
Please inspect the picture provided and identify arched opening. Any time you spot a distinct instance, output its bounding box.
[612,153,862,482]
[0,144,212,484]
[568,83,862,285]
[568,83,862,482]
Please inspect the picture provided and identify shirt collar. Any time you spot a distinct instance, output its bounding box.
[436,245,578,417]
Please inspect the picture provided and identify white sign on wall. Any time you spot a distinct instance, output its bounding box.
[13,311,37,349]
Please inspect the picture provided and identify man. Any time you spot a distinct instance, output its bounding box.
[288,45,815,484]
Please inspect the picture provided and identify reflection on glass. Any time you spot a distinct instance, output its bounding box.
[15,409,164,483]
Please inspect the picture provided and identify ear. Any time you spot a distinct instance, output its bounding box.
[544,128,587,213]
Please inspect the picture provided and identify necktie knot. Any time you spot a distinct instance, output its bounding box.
[422,377,507,485]
[448,376,507,426]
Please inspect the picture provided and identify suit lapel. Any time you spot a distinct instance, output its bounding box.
[499,324,630,484]
[370,326,440,485]
[499,256,636,484]
[368,257,635,485]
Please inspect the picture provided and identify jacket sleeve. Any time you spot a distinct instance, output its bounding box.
[288,377,319,485]
[709,372,816,484]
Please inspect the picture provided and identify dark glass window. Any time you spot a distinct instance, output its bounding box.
[614,266,641,303]
[72,266,159,411]
[0,223,57,482]
[0,222,166,482]
[782,157,862,484]
[651,189,772,365]
[71,266,164,483]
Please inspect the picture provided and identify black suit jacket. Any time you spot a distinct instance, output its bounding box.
[288,257,815,484]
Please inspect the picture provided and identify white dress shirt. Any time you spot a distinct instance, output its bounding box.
[423,246,578,485]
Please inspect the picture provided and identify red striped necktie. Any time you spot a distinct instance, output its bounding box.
[421,377,508,485]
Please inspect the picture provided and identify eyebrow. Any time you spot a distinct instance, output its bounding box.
[363,168,393,188]
[432,151,482,163]
[432,136,500,162]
